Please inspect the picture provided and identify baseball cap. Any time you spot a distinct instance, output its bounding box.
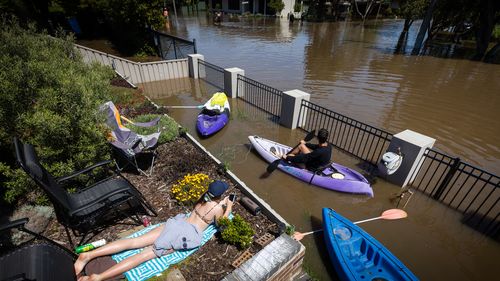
[207,180,229,198]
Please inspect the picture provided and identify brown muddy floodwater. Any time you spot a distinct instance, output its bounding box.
[141,15,499,280]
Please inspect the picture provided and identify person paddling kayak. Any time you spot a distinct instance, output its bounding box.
[282,128,332,171]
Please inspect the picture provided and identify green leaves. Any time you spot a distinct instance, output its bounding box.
[0,19,113,204]
[218,214,255,249]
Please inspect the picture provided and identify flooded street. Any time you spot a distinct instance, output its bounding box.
[143,15,499,280]
[167,14,500,175]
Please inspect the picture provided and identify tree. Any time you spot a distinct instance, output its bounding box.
[399,0,428,32]
[0,19,113,204]
[269,0,285,15]
[353,0,376,23]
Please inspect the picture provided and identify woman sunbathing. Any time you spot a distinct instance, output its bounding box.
[74,180,233,281]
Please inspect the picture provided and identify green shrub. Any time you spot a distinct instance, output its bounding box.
[0,19,113,204]
[218,214,255,249]
[128,114,179,144]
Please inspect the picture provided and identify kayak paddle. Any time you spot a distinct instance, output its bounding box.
[266,130,316,174]
[292,209,408,241]
[165,105,204,109]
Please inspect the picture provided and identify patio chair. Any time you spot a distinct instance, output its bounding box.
[0,218,77,281]
[101,101,161,176]
[13,137,157,247]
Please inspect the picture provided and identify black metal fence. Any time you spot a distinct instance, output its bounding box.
[237,75,283,118]
[152,30,196,60]
[409,148,499,235]
[198,60,225,91]
[297,100,393,165]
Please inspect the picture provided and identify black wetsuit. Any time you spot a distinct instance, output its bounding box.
[287,143,332,171]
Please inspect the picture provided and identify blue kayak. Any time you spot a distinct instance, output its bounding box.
[322,208,418,281]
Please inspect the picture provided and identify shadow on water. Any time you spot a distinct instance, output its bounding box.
[310,214,340,281]
[462,211,500,242]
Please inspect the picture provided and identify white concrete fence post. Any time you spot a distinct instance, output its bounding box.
[383,129,436,188]
[280,90,310,129]
[224,67,244,98]
[188,54,204,79]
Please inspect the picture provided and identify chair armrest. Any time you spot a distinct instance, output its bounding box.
[57,160,113,183]
[110,138,142,151]
[68,186,135,217]
[0,218,29,233]
[128,116,161,128]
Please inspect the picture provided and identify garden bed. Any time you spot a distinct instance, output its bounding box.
[43,135,281,280]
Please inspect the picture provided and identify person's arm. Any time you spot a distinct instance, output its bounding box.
[223,197,233,218]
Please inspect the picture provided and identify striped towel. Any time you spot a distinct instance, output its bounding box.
[111,222,218,281]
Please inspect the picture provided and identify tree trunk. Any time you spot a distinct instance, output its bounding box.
[403,19,413,32]
[412,0,438,55]
[473,0,498,61]
[395,31,409,54]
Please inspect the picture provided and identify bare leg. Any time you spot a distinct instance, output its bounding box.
[288,143,311,156]
[74,225,164,275]
[77,247,173,281]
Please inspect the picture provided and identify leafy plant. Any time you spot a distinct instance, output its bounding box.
[0,19,113,204]
[285,224,296,236]
[128,114,179,144]
[269,0,285,14]
[294,3,301,13]
[218,214,255,249]
[171,173,212,205]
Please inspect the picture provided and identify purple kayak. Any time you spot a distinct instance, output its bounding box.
[196,110,229,136]
[196,92,231,136]
[248,136,374,197]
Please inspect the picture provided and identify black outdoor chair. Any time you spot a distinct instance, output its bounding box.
[0,218,77,281]
[13,137,157,247]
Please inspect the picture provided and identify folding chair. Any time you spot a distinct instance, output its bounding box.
[101,101,161,176]
[0,218,77,281]
[13,137,157,247]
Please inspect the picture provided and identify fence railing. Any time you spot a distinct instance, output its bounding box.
[75,44,188,84]
[151,30,196,60]
[198,60,225,91]
[409,148,499,235]
[237,75,283,118]
[297,100,392,165]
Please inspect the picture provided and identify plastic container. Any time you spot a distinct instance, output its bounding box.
[75,239,107,254]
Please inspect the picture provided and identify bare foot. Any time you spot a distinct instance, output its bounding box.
[74,252,91,276]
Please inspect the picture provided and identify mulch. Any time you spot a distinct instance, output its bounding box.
[43,136,280,280]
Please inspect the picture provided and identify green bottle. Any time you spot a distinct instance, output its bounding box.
[75,239,106,254]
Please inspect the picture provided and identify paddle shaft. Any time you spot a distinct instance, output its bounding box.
[298,218,377,236]
[297,209,407,238]
[165,105,203,109]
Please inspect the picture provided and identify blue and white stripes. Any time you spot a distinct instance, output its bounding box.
[112,222,218,281]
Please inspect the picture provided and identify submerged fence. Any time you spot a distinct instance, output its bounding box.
[297,100,392,165]
[152,30,196,60]
[237,75,283,118]
[409,148,499,235]
[198,60,225,90]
